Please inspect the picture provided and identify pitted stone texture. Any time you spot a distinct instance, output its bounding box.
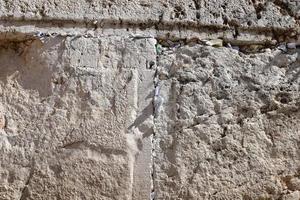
[0,35,155,200]
[0,0,297,29]
[154,45,300,199]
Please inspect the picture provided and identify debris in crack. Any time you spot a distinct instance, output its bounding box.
[226,43,240,51]
[151,39,163,200]
[203,39,223,47]
[154,35,298,54]
[278,44,288,52]
[287,42,298,49]
[155,43,163,54]
[154,83,164,118]
[150,188,155,200]
[277,42,300,53]
[129,34,154,40]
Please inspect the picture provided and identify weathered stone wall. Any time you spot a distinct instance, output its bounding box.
[0,1,300,200]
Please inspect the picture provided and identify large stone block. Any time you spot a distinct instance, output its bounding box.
[154,45,300,199]
[0,34,156,200]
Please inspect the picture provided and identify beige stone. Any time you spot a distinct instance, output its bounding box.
[0,33,155,200]
[154,45,300,199]
[0,0,300,200]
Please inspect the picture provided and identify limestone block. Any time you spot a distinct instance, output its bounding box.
[0,0,297,30]
[154,45,300,199]
[0,34,155,200]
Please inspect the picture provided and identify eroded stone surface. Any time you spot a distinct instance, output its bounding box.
[154,45,300,199]
[0,0,299,46]
[0,0,297,29]
[1,1,300,200]
[0,35,155,200]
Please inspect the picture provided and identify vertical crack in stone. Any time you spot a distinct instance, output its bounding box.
[150,39,162,200]
[129,37,157,200]
[151,55,158,200]
[150,132,156,200]
[127,68,139,200]
[151,84,158,200]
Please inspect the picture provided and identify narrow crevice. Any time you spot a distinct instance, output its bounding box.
[150,40,164,200]
[150,75,158,200]
[0,26,298,53]
[233,26,239,39]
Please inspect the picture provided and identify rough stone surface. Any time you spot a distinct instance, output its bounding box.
[0,1,300,200]
[0,0,299,44]
[0,0,297,29]
[154,45,300,199]
[0,35,156,199]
